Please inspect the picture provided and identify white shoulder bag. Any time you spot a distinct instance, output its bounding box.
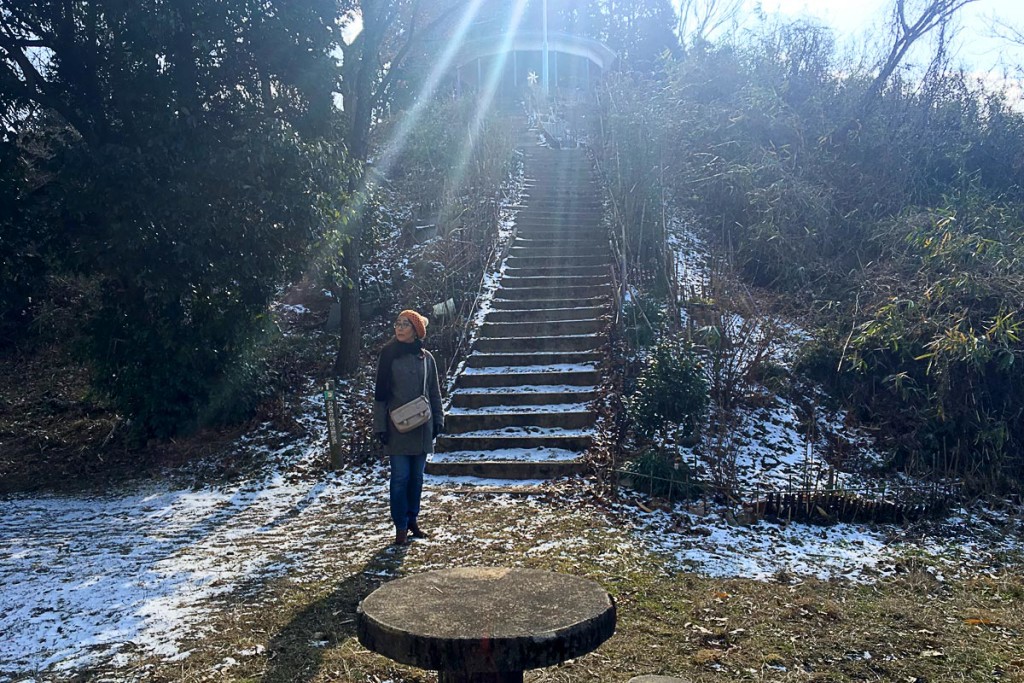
[389,356,432,433]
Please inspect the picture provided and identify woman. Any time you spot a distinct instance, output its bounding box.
[373,309,444,545]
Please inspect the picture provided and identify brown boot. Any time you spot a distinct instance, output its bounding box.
[409,521,430,539]
[394,528,409,545]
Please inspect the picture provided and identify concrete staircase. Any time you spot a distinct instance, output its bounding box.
[426,139,611,479]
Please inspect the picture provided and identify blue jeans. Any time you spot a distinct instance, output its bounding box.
[389,454,427,531]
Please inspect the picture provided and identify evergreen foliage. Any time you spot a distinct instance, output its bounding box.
[1,0,348,436]
[629,338,709,440]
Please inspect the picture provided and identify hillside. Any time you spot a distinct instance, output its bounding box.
[2,128,1023,682]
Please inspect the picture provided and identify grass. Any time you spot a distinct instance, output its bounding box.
[81,479,1024,683]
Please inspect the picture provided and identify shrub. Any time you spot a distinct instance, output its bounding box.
[629,338,709,440]
[594,22,1024,491]
[844,196,1024,489]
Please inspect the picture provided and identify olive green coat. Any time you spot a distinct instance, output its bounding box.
[373,350,444,456]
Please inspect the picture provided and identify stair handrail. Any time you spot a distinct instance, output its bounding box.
[443,148,525,387]
[587,145,627,331]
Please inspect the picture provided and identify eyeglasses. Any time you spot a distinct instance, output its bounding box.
[394,320,413,329]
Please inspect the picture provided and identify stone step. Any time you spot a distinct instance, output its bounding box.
[512,218,603,228]
[521,183,596,190]
[516,227,602,237]
[500,274,611,289]
[434,432,594,453]
[514,231,604,242]
[504,251,609,264]
[511,236,602,248]
[522,162,592,170]
[496,284,611,300]
[475,331,602,352]
[491,297,610,311]
[446,410,594,432]
[516,195,598,207]
[480,318,603,338]
[504,264,608,278]
[456,368,600,388]
[513,221,604,232]
[466,350,603,367]
[510,229,605,240]
[507,246,608,260]
[503,254,610,268]
[514,216,603,228]
[522,177,595,184]
[522,178,595,186]
[519,204,602,215]
[520,183,600,193]
[522,165,592,173]
[485,306,607,322]
[517,207,599,217]
[450,387,598,408]
[517,201,602,211]
[425,451,587,479]
[513,216,599,227]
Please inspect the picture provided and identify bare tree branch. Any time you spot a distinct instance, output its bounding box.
[990,15,1024,46]
[677,0,743,47]
[864,0,978,107]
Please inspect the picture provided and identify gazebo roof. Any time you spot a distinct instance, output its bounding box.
[455,31,616,71]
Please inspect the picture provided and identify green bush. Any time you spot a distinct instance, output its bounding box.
[71,122,345,438]
[0,147,43,347]
[629,338,709,439]
[844,196,1024,488]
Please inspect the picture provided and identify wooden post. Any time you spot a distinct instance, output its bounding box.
[324,380,342,469]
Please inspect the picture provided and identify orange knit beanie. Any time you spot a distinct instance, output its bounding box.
[398,309,428,340]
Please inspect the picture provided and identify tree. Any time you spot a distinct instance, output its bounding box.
[0,0,348,435]
[605,0,680,72]
[331,0,473,376]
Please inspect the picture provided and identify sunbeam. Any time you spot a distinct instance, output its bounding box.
[444,0,530,201]
[372,0,488,181]
[335,0,489,236]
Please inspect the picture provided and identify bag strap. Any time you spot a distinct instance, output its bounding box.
[421,355,428,397]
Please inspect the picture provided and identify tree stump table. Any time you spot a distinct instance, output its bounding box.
[357,566,616,683]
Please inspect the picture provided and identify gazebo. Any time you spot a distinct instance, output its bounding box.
[452,30,616,100]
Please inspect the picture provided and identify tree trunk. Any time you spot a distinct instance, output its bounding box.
[332,8,382,378]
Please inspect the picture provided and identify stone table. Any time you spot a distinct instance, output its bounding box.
[357,566,616,683]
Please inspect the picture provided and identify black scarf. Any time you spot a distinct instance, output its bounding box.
[374,338,423,401]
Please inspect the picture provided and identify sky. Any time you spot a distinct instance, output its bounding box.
[756,0,1024,75]
[344,1,1024,76]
